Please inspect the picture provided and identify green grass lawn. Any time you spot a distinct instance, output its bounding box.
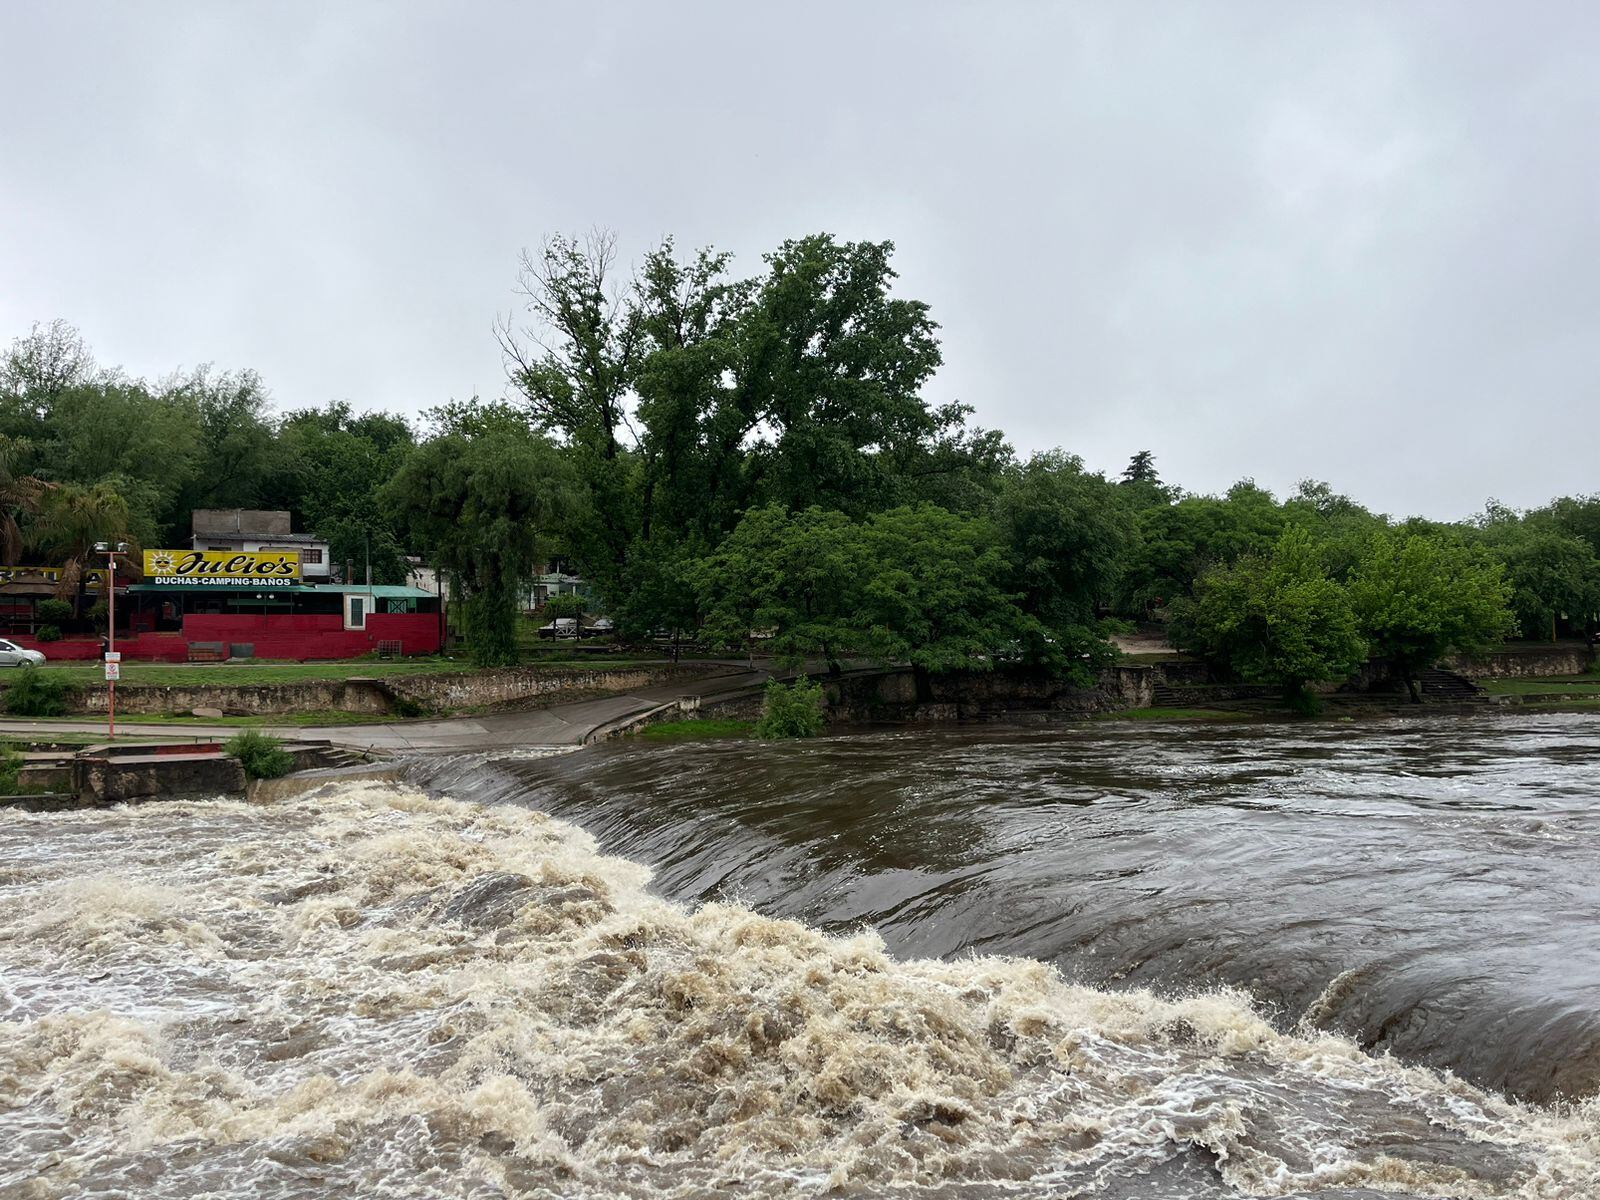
[1479,676,1600,696]
[7,652,670,689]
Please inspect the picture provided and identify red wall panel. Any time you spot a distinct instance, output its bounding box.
[8,612,440,662]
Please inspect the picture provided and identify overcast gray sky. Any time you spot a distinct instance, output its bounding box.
[2,1,1595,519]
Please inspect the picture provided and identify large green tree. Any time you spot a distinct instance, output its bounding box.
[1480,523,1600,641]
[1174,529,1367,712]
[858,504,1053,689]
[502,232,980,623]
[381,404,575,666]
[696,505,867,671]
[1348,532,1514,701]
[1122,480,1286,615]
[272,401,416,584]
[162,366,287,537]
[992,452,1134,657]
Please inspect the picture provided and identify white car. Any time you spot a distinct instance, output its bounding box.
[0,639,45,667]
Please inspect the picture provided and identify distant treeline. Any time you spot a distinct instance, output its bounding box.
[5,231,1597,678]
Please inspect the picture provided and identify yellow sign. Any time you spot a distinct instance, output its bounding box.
[143,549,302,587]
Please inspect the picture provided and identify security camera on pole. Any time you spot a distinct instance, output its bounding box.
[94,542,128,739]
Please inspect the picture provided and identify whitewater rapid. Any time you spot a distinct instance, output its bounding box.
[2,779,1598,1198]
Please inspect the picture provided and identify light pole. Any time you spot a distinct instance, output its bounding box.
[94,541,128,739]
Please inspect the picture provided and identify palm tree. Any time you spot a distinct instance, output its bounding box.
[0,437,47,565]
[31,482,137,619]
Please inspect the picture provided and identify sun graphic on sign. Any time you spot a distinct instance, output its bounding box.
[149,552,177,574]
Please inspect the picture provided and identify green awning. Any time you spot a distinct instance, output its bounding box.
[127,582,437,599]
[128,583,316,595]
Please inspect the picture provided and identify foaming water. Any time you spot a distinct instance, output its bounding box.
[4,778,1596,1197]
[474,712,1600,1106]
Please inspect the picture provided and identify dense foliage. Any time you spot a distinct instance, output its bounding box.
[226,730,295,780]
[754,678,827,739]
[380,402,576,667]
[2,667,74,716]
[4,228,1595,684]
[1173,529,1367,712]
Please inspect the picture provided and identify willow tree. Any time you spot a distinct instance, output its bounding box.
[382,403,577,667]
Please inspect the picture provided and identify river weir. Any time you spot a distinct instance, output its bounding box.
[4,716,1600,1197]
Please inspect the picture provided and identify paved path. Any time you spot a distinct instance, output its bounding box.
[0,666,777,755]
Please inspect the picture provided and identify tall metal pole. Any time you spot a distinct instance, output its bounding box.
[106,547,116,741]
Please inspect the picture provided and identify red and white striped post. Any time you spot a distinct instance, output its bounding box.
[96,542,127,740]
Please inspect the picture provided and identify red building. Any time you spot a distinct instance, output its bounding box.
[6,582,444,662]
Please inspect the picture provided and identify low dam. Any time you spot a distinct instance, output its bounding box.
[3,711,1598,1197]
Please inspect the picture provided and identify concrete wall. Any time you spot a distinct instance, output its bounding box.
[381,663,723,712]
[1445,643,1595,679]
[696,664,1159,726]
[75,662,725,717]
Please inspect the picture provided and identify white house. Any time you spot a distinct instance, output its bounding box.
[190,510,333,582]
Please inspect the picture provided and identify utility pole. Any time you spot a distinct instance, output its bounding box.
[95,542,128,739]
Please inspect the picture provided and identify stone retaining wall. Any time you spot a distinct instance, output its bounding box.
[1445,643,1595,679]
[80,679,391,716]
[693,664,1157,725]
[73,663,726,717]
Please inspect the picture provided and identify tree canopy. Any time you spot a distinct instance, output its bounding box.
[1173,529,1367,711]
[381,404,576,666]
[5,228,1595,676]
[1347,532,1514,700]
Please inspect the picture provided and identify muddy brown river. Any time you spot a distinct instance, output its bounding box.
[4,712,1600,1197]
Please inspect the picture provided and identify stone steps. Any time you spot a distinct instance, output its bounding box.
[1419,667,1486,702]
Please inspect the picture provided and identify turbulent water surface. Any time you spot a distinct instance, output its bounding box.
[3,713,1600,1198]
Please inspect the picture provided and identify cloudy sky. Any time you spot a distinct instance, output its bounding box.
[2,2,1595,519]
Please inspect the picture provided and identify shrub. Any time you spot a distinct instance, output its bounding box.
[33,624,62,642]
[755,677,827,739]
[36,599,73,624]
[389,694,429,718]
[3,667,74,716]
[226,730,295,780]
[0,742,22,796]
[87,600,109,622]
[542,593,586,621]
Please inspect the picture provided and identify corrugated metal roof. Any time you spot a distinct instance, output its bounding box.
[312,584,438,599]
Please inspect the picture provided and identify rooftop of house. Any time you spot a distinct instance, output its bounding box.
[192,509,293,537]
[189,510,329,546]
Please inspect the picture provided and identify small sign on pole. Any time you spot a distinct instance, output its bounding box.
[104,661,120,682]
[104,651,121,663]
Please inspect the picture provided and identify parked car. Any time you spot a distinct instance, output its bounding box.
[537,618,579,640]
[0,639,45,667]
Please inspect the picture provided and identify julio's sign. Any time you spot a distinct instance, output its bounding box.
[143,549,302,587]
